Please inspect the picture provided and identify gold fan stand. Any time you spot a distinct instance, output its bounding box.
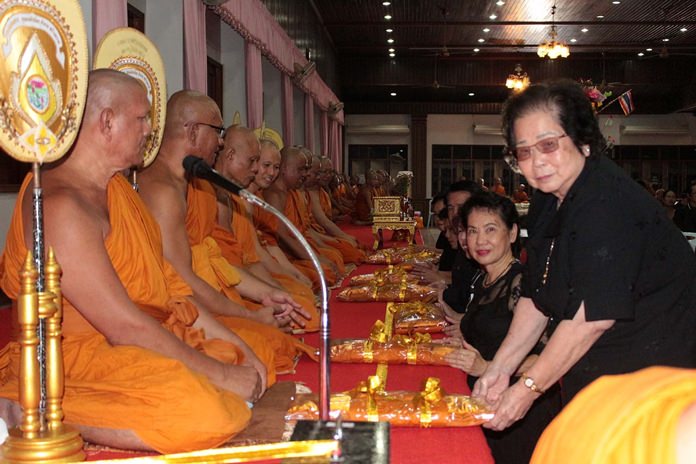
[2,251,84,463]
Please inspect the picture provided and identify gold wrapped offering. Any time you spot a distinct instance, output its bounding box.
[330,334,454,365]
[337,282,437,302]
[331,320,453,365]
[366,246,441,265]
[286,376,493,427]
[349,264,418,286]
[391,302,448,334]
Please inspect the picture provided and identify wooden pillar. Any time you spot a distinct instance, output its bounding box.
[410,114,428,214]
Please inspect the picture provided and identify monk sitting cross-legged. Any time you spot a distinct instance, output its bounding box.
[211,125,320,332]
[0,70,262,453]
[264,146,345,286]
[303,153,366,264]
[138,90,311,377]
[248,133,327,291]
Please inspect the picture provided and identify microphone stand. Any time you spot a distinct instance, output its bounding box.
[235,191,331,421]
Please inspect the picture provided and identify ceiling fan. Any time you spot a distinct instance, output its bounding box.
[413,56,456,89]
[639,7,696,59]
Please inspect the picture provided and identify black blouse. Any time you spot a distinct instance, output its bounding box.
[521,155,696,399]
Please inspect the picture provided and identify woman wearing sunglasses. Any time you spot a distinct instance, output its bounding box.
[473,80,696,433]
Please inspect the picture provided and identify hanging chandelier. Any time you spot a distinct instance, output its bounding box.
[505,64,530,92]
[537,4,569,59]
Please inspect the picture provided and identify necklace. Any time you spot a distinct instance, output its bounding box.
[483,258,518,288]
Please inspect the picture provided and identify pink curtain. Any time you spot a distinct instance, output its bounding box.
[183,0,207,93]
[281,74,294,146]
[320,111,329,156]
[246,42,263,129]
[329,119,340,171]
[92,0,127,47]
[304,94,315,152]
[215,1,343,124]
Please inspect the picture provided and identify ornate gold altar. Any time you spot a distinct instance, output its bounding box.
[371,196,417,249]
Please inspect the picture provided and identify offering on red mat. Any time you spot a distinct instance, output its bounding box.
[391,302,447,334]
[366,246,441,265]
[349,264,418,286]
[337,282,437,302]
[330,334,454,365]
[286,376,493,427]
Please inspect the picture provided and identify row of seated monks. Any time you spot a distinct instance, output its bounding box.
[0,69,366,453]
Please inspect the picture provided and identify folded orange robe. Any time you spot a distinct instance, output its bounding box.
[213,194,320,332]
[185,179,309,373]
[532,366,696,464]
[0,174,253,454]
[252,191,332,289]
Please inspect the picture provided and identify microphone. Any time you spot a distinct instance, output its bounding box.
[182,155,245,196]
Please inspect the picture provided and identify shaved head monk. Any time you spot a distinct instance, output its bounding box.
[263,146,345,286]
[0,70,262,453]
[138,91,311,377]
[212,126,319,331]
[247,130,319,290]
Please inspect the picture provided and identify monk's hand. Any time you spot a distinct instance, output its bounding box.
[443,341,488,377]
[483,381,537,431]
[262,291,310,327]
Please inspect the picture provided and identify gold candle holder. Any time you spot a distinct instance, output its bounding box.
[2,250,84,463]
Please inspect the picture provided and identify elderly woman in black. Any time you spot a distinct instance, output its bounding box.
[442,192,560,464]
[474,80,696,431]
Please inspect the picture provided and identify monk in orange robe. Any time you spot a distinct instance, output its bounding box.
[353,169,381,224]
[211,126,320,331]
[531,367,696,464]
[248,137,330,290]
[303,154,366,264]
[138,90,310,374]
[0,71,260,453]
[264,146,345,286]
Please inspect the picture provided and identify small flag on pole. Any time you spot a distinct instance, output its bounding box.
[618,90,635,116]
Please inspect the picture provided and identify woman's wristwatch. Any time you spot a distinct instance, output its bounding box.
[520,373,545,394]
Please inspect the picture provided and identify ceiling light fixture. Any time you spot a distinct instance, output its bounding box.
[388,48,395,52]
[637,52,644,56]
[386,28,393,33]
[612,1,620,4]
[473,48,480,52]
[489,14,497,20]
[581,27,588,32]
[537,2,570,59]
[387,38,394,43]
[389,53,395,57]
[646,48,653,51]
[384,14,392,20]
[390,92,397,96]
[468,92,475,96]
[382,1,391,5]
[597,15,604,18]
[496,1,505,5]
[478,38,485,43]
[681,28,688,32]
[505,63,530,92]
[570,38,577,43]
[483,27,490,32]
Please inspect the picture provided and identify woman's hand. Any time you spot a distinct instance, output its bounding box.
[444,340,488,376]
[472,365,511,407]
[482,382,537,431]
[410,262,440,284]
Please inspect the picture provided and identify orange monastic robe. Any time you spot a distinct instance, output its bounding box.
[185,179,310,372]
[287,190,345,274]
[0,174,252,454]
[252,191,334,290]
[307,190,365,264]
[319,188,333,217]
[353,186,373,223]
[213,194,320,331]
[531,366,696,464]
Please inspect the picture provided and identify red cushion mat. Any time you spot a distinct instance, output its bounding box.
[0,224,493,463]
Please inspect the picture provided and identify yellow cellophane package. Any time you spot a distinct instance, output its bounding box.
[366,246,441,265]
[337,283,437,302]
[286,376,493,427]
[330,320,453,365]
[348,264,417,286]
[391,302,447,334]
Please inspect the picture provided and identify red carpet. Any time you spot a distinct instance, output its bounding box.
[0,223,493,463]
